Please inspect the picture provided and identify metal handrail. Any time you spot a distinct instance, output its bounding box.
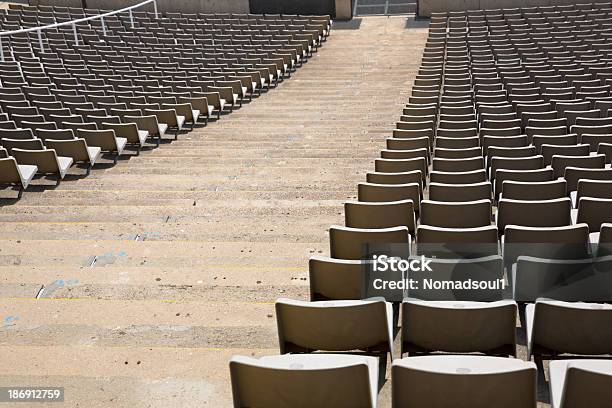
[0,0,159,62]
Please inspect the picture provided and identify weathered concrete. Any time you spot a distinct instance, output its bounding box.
[335,0,353,20]
[0,16,426,407]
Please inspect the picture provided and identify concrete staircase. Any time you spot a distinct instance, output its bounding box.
[0,16,427,407]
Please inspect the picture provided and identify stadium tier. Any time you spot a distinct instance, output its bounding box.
[231,3,612,407]
[2,1,612,407]
[0,3,329,196]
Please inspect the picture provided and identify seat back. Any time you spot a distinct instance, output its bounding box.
[230,354,376,408]
[577,197,612,232]
[497,198,572,234]
[392,356,537,408]
[276,298,393,355]
[401,299,516,354]
[421,199,492,228]
[501,180,567,201]
[11,148,58,173]
[345,200,416,234]
[45,139,89,162]
[357,182,420,206]
[76,129,117,151]
[329,225,410,260]
[503,225,590,264]
[0,157,22,184]
[530,299,612,356]
[429,182,491,202]
[309,256,368,300]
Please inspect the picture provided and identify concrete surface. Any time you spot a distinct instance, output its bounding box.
[0,16,427,407]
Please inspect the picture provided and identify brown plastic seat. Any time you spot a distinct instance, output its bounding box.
[75,129,127,163]
[503,224,590,265]
[230,354,378,408]
[308,256,369,300]
[124,115,166,146]
[552,154,606,178]
[527,299,612,359]
[401,299,517,356]
[392,355,537,408]
[541,144,590,166]
[501,179,567,201]
[497,198,572,236]
[549,359,612,408]
[365,171,423,192]
[329,225,411,260]
[45,139,101,175]
[430,169,487,184]
[101,122,148,154]
[420,199,492,228]
[375,158,427,182]
[345,200,416,235]
[494,168,555,200]
[11,148,73,182]
[161,103,200,129]
[429,181,491,202]
[0,156,37,198]
[275,298,394,358]
[432,156,484,172]
[576,197,612,232]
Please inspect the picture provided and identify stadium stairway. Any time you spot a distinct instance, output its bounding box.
[0,16,426,407]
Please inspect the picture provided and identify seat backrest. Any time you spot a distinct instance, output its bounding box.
[76,129,117,151]
[402,299,516,355]
[0,128,34,140]
[430,168,487,184]
[501,179,567,201]
[553,154,606,178]
[490,155,544,180]
[1,138,44,153]
[0,157,22,184]
[45,139,89,162]
[515,257,612,302]
[345,199,416,233]
[375,158,427,180]
[541,144,590,166]
[357,182,420,206]
[577,180,612,203]
[429,181,491,202]
[276,298,393,355]
[532,134,578,153]
[577,197,612,232]
[503,224,590,264]
[124,115,159,135]
[365,171,422,190]
[529,299,612,356]
[11,148,58,173]
[432,156,484,172]
[308,256,368,301]
[553,360,612,408]
[497,198,572,234]
[36,129,75,141]
[230,354,377,408]
[494,168,554,199]
[565,167,612,193]
[145,109,178,126]
[329,225,411,260]
[416,225,499,258]
[392,355,537,408]
[421,199,491,228]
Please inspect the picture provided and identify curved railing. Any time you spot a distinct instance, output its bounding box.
[0,0,159,61]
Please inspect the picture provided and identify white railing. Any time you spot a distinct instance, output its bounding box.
[0,0,159,62]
